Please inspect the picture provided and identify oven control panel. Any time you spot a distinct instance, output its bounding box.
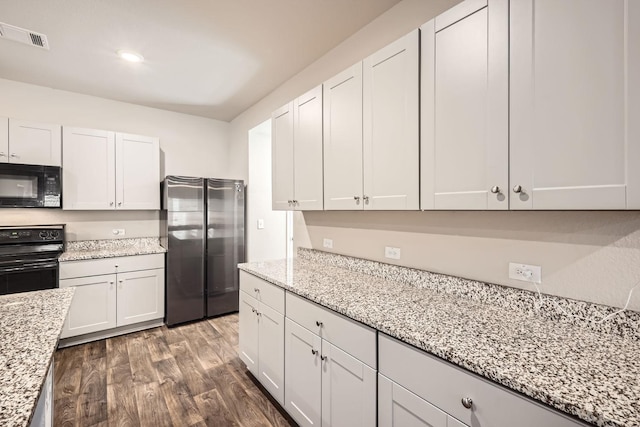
[0,226,65,244]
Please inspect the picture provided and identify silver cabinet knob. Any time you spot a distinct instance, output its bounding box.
[251,308,256,313]
[0,152,6,157]
[490,186,500,194]
[363,195,369,204]
[461,397,473,409]
[311,349,318,355]
[110,202,114,206]
[10,153,18,158]
[293,200,298,205]
[354,196,360,202]
[254,288,259,293]
[320,355,327,361]
[118,202,122,206]
[513,185,523,193]
[315,321,323,327]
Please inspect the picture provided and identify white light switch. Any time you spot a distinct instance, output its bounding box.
[323,238,333,249]
[257,219,265,229]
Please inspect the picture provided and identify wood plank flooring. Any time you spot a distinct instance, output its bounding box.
[54,314,296,427]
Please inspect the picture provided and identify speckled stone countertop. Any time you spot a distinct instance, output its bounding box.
[239,252,640,427]
[0,288,75,427]
[59,237,166,261]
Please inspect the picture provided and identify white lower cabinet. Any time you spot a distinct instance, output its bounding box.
[284,293,377,427]
[378,334,589,427]
[238,272,285,405]
[379,374,464,427]
[30,362,53,427]
[59,254,164,339]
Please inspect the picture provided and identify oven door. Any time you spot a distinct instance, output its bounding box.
[0,163,61,208]
[0,258,59,295]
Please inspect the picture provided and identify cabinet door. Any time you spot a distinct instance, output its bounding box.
[239,290,260,377]
[59,274,117,338]
[62,127,116,210]
[421,0,509,210]
[115,133,160,210]
[378,374,448,427]
[116,268,164,327]
[323,64,364,210]
[510,0,640,209]
[0,117,7,163]
[285,318,322,427]
[8,119,61,166]
[272,102,295,210]
[293,85,324,211]
[321,342,376,427]
[258,302,285,405]
[363,30,419,210]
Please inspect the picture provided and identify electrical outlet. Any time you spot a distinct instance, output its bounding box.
[323,238,333,249]
[112,228,125,236]
[509,262,541,283]
[385,246,401,260]
[257,219,265,229]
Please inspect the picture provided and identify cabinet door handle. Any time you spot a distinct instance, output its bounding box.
[110,202,114,206]
[354,196,360,203]
[0,152,6,157]
[251,308,256,313]
[254,288,259,293]
[320,355,327,361]
[461,397,473,409]
[513,185,523,194]
[363,195,369,204]
[311,349,318,356]
[315,321,323,327]
[117,202,122,206]
[490,186,501,194]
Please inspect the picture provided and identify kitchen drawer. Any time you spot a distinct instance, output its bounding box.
[378,334,588,427]
[286,292,376,368]
[60,253,164,279]
[240,271,285,314]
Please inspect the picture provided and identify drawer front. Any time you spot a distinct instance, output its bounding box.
[286,292,376,368]
[379,334,588,427]
[240,271,285,314]
[60,254,164,279]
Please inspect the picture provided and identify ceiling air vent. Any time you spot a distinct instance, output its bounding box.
[0,22,49,50]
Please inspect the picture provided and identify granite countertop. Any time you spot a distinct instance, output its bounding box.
[59,237,166,261]
[239,253,640,427]
[0,288,75,427]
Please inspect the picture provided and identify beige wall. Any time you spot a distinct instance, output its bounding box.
[0,78,231,240]
[227,0,640,312]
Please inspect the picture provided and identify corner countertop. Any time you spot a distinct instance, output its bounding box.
[59,237,166,262]
[239,255,640,427]
[0,288,75,427]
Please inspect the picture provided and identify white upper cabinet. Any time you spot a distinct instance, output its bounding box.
[63,127,160,210]
[272,102,295,210]
[272,86,324,211]
[0,117,8,163]
[363,29,419,210]
[63,127,116,210]
[510,0,640,209]
[421,0,509,210]
[115,133,160,210]
[294,86,324,210]
[323,63,364,210]
[7,119,61,166]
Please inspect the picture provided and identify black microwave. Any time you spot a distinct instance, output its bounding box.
[0,163,62,208]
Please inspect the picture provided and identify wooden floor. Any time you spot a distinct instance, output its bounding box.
[53,314,296,427]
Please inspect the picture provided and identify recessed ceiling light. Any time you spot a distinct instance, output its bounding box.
[117,50,144,63]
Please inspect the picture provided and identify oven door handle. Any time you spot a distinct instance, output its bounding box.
[0,262,58,273]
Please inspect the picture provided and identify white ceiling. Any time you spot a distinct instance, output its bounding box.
[0,0,402,121]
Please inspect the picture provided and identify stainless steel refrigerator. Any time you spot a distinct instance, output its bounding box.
[161,176,245,326]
